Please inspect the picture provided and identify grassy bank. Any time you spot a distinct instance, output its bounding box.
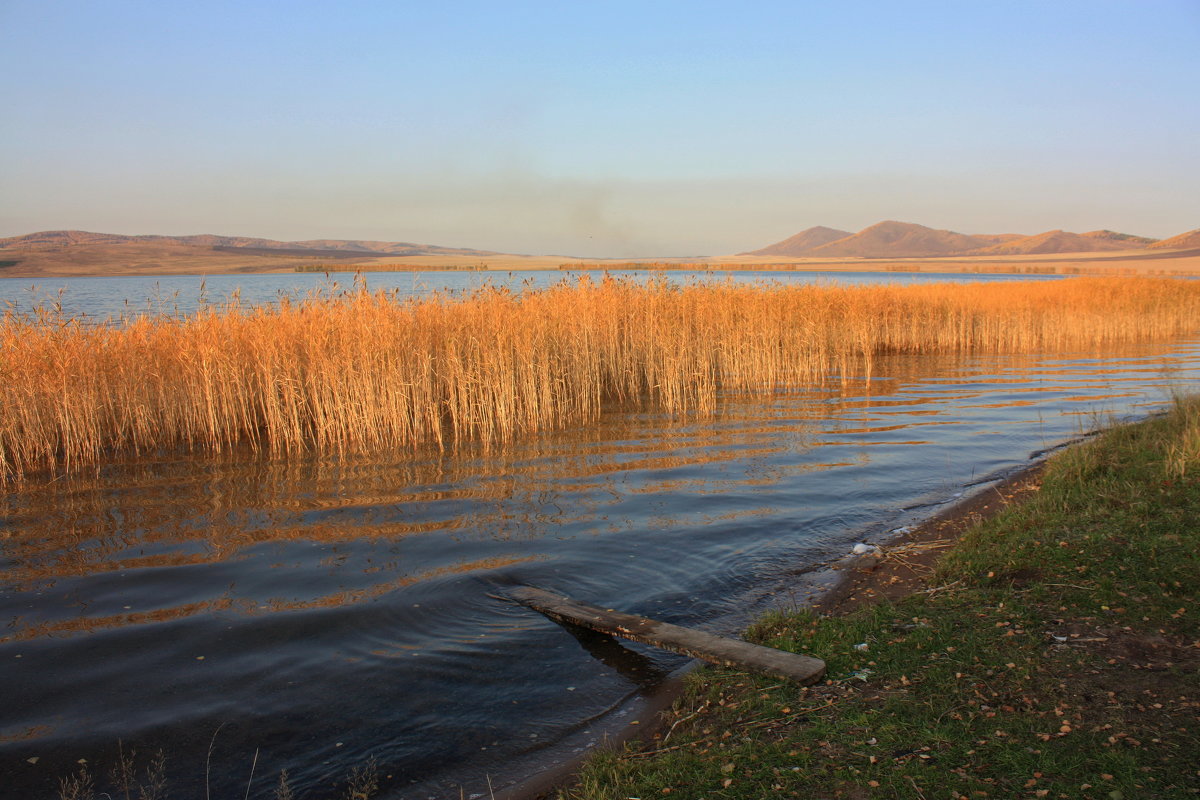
[565,395,1200,799]
[3,275,1200,485]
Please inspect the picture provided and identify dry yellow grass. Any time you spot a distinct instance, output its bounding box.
[2,275,1198,485]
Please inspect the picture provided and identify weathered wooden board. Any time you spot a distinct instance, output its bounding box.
[507,586,826,685]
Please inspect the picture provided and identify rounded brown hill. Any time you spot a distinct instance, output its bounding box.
[808,221,984,257]
[972,229,1157,256]
[0,230,500,258]
[741,225,851,256]
[751,221,1000,258]
[746,221,1173,259]
[1147,228,1200,250]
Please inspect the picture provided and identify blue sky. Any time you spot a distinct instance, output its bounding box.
[2,1,1197,256]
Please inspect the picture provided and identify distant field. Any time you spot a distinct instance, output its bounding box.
[2,242,1199,278]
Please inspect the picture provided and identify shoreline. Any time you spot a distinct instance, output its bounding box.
[811,460,1047,617]
[3,249,1200,280]
[503,460,1051,799]
[557,396,1200,798]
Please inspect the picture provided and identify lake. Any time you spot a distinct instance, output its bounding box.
[0,267,1060,319]
[1,270,1196,799]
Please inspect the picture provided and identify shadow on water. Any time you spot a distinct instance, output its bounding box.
[559,623,673,689]
[2,340,1199,798]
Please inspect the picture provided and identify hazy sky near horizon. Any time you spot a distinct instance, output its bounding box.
[2,1,1197,257]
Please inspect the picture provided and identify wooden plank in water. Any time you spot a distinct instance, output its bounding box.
[507,586,826,685]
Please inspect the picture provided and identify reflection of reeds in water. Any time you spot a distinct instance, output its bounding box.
[2,275,1198,484]
[0,555,541,643]
[1,402,817,590]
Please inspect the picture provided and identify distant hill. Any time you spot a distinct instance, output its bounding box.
[0,230,500,258]
[972,229,1159,256]
[0,229,511,278]
[743,226,852,257]
[747,221,1161,258]
[1147,228,1200,250]
[3,224,1194,279]
[749,221,997,258]
[1082,229,1159,247]
[969,233,1027,247]
[814,221,989,258]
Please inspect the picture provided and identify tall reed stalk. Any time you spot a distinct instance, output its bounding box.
[2,276,1198,484]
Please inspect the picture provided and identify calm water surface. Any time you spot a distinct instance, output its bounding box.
[0,268,1060,319]
[1,271,1195,799]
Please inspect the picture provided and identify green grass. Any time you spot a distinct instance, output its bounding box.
[564,395,1200,799]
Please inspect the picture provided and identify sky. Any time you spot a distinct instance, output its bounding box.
[1,1,1198,257]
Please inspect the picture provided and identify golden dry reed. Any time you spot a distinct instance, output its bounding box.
[2,275,1199,484]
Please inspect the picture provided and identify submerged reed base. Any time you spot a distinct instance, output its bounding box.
[2,275,1199,485]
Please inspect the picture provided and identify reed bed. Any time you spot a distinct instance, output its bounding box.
[2,276,1199,485]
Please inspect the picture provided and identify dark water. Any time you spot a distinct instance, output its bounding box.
[1,271,1195,799]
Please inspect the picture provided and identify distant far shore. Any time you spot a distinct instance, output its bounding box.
[3,245,1200,279]
[5,223,1199,278]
